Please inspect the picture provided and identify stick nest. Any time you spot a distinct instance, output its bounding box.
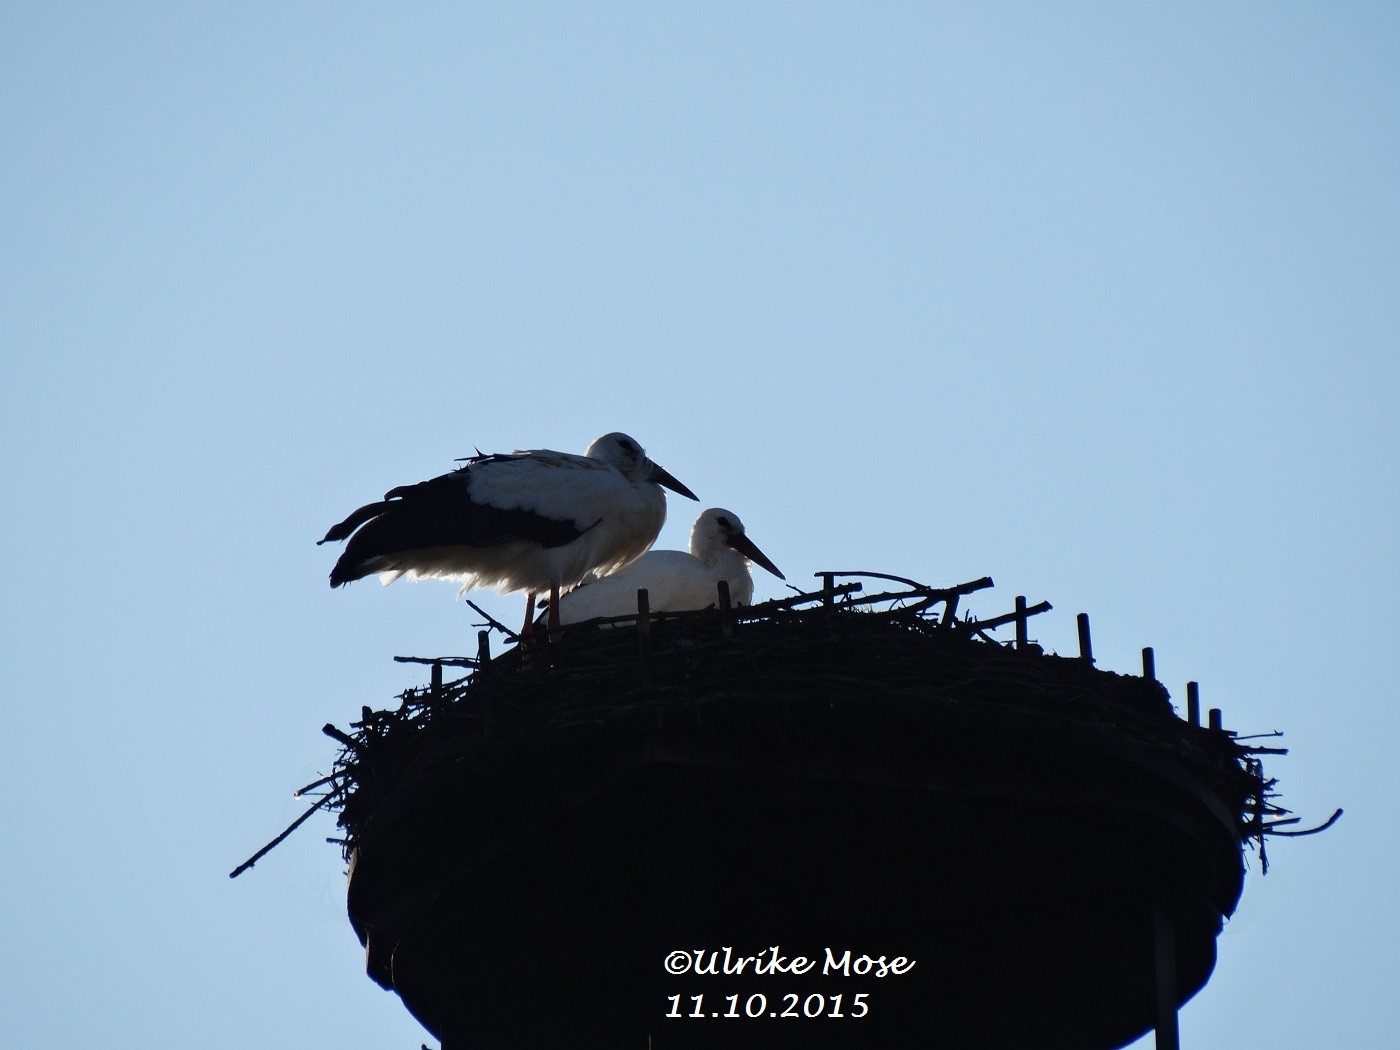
[313,574,1286,870]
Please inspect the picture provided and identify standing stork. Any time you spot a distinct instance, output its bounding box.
[319,433,698,635]
[553,507,784,624]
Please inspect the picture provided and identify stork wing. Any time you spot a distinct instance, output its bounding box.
[323,461,594,587]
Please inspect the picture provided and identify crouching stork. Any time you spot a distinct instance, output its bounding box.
[554,507,784,624]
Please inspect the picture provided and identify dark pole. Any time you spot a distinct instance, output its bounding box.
[1186,681,1200,726]
[1077,613,1093,664]
[1015,595,1029,649]
[637,588,651,685]
[1152,903,1181,1050]
[1142,646,1156,681]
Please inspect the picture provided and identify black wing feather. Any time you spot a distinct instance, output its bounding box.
[318,501,391,545]
[323,464,589,587]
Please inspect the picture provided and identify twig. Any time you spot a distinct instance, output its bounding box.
[394,655,480,668]
[466,601,520,642]
[746,583,862,613]
[293,773,337,798]
[818,572,995,600]
[1265,808,1342,837]
[967,601,1054,633]
[323,723,361,752]
[818,569,931,590]
[229,795,334,878]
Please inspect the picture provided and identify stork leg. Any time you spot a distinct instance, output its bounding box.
[547,582,562,641]
[520,591,537,639]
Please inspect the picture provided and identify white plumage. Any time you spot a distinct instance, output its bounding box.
[554,507,784,624]
[320,432,697,632]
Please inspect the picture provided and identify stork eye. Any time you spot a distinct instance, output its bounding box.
[716,516,732,529]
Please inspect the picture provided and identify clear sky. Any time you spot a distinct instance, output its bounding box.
[2,3,1395,1047]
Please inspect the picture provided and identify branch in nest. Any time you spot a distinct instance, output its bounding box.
[1264,808,1342,838]
[466,600,520,642]
[229,794,334,879]
[323,723,362,753]
[294,773,337,798]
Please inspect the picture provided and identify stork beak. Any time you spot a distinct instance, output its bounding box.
[729,533,785,580]
[650,462,699,501]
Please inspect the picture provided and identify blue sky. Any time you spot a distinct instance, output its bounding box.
[2,3,1396,1047]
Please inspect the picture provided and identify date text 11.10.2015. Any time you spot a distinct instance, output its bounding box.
[665,992,869,1021]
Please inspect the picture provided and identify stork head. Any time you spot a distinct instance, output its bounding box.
[693,508,785,580]
[587,432,698,501]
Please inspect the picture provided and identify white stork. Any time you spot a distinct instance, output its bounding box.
[553,507,784,625]
[319,433,698,635]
